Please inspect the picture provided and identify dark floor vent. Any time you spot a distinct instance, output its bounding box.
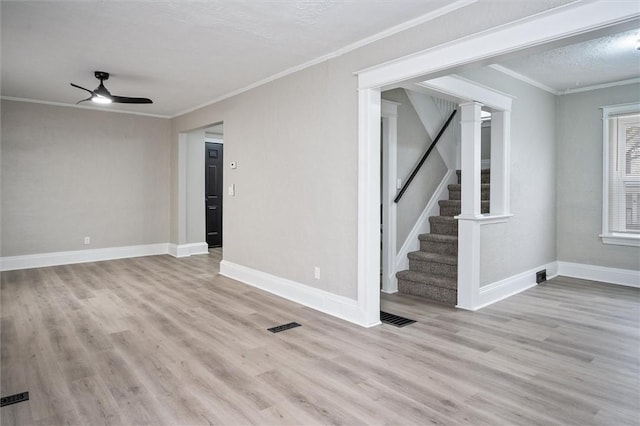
[268,322,301,333]
[1,392,29,407]
[381,311,416,327]
[536,269,547,284]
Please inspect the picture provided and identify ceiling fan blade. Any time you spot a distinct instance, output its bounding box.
[76,96,93,104]
[70,83,94,95]
[111,95,153,104]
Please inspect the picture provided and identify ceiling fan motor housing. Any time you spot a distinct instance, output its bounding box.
[94,71,110,81]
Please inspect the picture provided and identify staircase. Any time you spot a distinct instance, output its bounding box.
[396,169,490,305]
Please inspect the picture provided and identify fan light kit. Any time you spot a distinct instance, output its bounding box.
[70,71,153,105]
[92,95,112,104]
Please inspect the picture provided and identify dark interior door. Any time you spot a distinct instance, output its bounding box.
[205,142,223,248]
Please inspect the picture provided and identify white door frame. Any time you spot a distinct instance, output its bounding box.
[175,124,224,258]
[355,1,639,325]
[381,100,400,294]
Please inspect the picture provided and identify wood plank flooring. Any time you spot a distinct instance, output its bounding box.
[1,252,639,425]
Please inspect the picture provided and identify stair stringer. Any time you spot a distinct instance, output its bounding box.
[395,169,457,273]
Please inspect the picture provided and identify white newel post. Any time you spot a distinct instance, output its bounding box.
[459,102,483,217]
[456,102,483,309]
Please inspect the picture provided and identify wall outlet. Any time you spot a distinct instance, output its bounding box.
[536,269,547,284]
[314,267,320,280]
[84,236,91,245]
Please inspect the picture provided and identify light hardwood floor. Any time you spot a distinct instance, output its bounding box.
[1,252,639,425]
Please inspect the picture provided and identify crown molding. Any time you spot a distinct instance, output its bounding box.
[489,65,640,97]
[1,0,478,120]
[488,64,560,95]
[170,0,476,118]
[560,77,640,95]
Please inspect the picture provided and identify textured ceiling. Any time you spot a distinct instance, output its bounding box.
[4,2,637,117]
[1,0,456,117]
[497,28,640,93]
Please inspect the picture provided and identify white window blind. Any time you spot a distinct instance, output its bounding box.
[602,103,640,246]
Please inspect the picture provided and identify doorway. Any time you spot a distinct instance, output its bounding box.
[176,122,224,257]
[355,2,633,326]
[205,142,223,248]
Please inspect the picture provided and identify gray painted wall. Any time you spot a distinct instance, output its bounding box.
[458,67,558,286]
[557,83,640,270]
[170,1,573,299]
[1,100,171,256]
[382,89,447,253]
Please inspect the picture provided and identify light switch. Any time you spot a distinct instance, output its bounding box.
[396,178,402,189]
[228,184,235,196]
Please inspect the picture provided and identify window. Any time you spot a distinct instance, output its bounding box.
[601,103,640,246]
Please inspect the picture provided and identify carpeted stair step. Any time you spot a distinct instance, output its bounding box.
[396,168,493,304]
[429,216,458,236]
[407,251,457,278]
[456,169,490,184]
[438,199,490,216]
[396,270,457,305]
[419,233,457,256]
[448,184,490,201]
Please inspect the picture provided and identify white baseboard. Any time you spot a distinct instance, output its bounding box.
[557,261,640,288]
[471,261,557,310]
[220,260,374,327]
[0,243,170,272]
[168,242,209,258]
[470,260,639,310]
[395,169,456,272]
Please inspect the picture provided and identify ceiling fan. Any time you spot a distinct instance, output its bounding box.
[70,71,153,105]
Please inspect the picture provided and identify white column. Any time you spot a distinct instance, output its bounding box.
[459,102,483,218]
[490,110,511,215]
[456,219,480,309]
[456,101,483,309]
[381,100,399,294]
[357,88,382,326]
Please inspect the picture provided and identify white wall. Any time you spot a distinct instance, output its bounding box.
[382,89,447,253]
[1,100,171,256]
[169,1,576,300]
[458,67,558,286]
[557,83,640,270]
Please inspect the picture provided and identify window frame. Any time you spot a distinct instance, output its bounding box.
[600,102,640,247]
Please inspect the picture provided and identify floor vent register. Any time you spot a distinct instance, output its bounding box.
[1,392,29,407]
[268,322,302,333]
[380,311,416,327]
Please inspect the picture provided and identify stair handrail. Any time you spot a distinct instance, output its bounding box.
[394,109,457,203]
